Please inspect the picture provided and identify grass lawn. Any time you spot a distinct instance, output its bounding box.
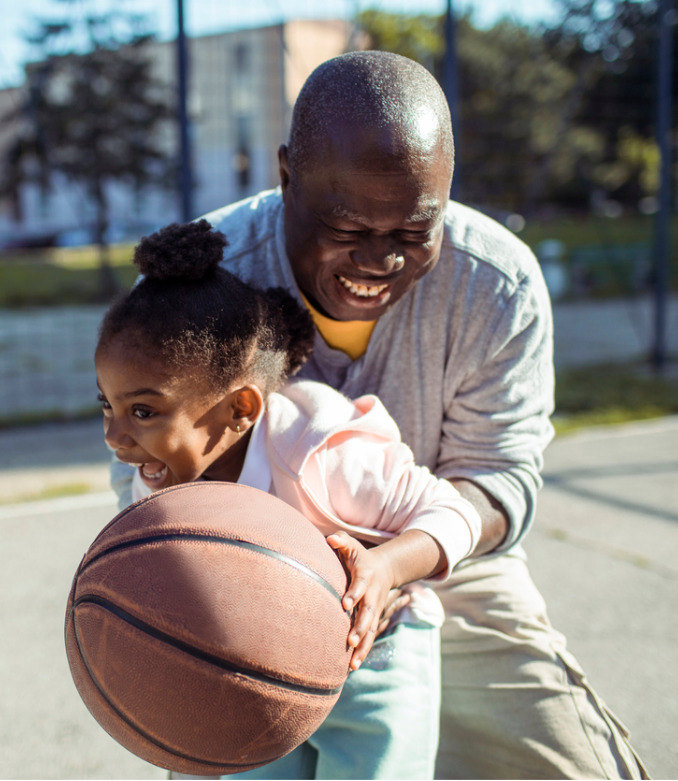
[553,362,678,434]
[519,214,659,250]
[0,243,138,307]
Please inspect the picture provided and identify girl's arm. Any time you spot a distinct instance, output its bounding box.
[327,529,446,671]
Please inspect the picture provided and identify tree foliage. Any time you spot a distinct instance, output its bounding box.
[355,1,671,216]
[0,0,176,296]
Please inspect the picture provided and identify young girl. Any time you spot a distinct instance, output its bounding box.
[95,220,481,781]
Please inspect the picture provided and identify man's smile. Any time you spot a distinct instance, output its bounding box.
[337,274,390,298]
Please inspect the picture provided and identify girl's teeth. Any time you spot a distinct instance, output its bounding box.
[141,464,167,480]
[338,276,388,298]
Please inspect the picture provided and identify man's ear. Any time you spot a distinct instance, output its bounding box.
[229,385,264,433]
[278,144,291,196]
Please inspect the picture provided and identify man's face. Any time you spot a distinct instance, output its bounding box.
[279,139,452,322]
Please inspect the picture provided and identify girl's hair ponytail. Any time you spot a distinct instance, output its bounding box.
[133,219,225,281]
[97,221,315,395]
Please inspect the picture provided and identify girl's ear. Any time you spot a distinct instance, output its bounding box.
[229,385,264,433]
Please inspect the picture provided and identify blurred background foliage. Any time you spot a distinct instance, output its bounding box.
[359,0,671,216]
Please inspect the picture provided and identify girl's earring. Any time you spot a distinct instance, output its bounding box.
[235,424,241,434]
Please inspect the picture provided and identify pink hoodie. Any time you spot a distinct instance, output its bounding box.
[264,380,481,577]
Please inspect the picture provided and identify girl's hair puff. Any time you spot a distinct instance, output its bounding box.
[97,220,315,395]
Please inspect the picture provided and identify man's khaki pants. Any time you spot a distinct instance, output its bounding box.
[434,554,649,780]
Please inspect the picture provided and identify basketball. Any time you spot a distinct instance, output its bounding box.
[64,482,352,775]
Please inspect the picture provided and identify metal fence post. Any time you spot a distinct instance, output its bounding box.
[176,0,194,222]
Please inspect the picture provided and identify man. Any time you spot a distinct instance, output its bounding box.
[112,51,647,778]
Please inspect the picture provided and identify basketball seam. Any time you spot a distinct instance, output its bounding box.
[72,594,346,697]
[67,613,287,772]
[79,533,345,603]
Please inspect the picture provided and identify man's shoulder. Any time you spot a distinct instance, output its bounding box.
[200,188,283,262]
[440,200,539,284]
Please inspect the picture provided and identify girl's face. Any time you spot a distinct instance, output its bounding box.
[95,340,250,492]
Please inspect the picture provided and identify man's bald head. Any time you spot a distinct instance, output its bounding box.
[286,51,454,180]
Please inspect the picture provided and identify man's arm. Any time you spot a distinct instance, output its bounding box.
[449,478,508,556]
[436,240,555,554]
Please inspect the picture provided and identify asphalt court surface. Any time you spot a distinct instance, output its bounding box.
[1,416,676,779]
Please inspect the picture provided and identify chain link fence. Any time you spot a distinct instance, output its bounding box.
[0,0,675,422]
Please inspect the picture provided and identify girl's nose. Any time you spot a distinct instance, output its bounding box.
[103,416,135,451]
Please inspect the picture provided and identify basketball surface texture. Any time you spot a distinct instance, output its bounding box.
[64,482,352,775]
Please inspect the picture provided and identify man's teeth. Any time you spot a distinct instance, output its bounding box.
[141,464,167,480]
[338,276,388,298]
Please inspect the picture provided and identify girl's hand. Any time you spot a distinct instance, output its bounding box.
[326,531,396,671]
[377,588,411,635]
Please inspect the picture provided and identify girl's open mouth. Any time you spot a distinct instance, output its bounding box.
[138,461,168,485]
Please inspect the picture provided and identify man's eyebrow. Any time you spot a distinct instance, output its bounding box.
[404,206,442,224]
[328,203,442,225]
[328,205,367,222]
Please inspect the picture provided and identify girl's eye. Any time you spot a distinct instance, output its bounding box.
[132,407,154,420]
[97,392,111,410]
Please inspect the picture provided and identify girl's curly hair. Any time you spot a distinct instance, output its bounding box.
[97,220,315,395]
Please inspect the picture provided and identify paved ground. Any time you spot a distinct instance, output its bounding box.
[0,415,676,779]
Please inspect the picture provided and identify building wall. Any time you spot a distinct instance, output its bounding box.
[0,19,357,246]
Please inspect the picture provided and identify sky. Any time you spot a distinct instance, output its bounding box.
[0,0,559,89]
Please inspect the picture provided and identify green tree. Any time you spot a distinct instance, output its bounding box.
[0,1,176,297]
[455,17,583,214]
[355,9,444,73]
[356,9,586,214]
[543,0,668,207]
[356,4,669,214]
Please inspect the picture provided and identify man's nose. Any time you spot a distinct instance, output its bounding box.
[350,235,404,275]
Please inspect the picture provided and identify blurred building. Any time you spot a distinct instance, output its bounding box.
[0,19,360,247]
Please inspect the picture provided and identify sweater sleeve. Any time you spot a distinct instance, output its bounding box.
[437,272,555,551]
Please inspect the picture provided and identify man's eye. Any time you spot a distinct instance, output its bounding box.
[328,225,361,238]
[399,231,431,244]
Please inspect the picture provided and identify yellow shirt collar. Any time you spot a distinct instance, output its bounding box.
[300,293,376,361]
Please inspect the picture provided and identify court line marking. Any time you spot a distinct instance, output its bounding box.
[0,491,117,519]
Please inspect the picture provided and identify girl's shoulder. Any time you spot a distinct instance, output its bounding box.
[265,379,402,470]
